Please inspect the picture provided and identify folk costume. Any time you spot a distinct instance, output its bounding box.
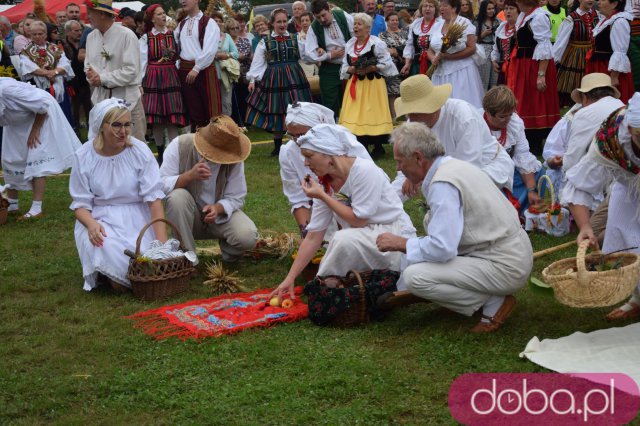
[553,8,598,106]
[403,16,441,75]
[586,11,634,103]
[69,98,162,291]
[19,41,74,104]
[85,22,146,141]
[0,78,81,191]
[304,9,354,114]
[507,8,560,135]
[160,116,258,260]
[562,95,640,317]
[491,20,516,85]
[429,16,485,108]
[484,110,544,213]
[627,0,640,91]
[299,125,416,277]
[378,28,408,96]
[338,35,397,142]
[245,32,312,133]
[542,103,581,197]
[140,28,187,127]
[476,17,501,90]
[175,11,221,130]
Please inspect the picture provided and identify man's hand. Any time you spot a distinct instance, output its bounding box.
[315,47,326,56]
[577,225,599,250]
[186,69,199,84]
[201,204,223,224]
[329,47,345,60]
[86,67,101,87]
[402,179,420,198]
[376,232,408,253]
[190,158,212,181]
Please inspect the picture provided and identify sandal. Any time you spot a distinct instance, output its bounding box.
[605,302,640,322]
[16,212,44,221]
[471,295,517,333]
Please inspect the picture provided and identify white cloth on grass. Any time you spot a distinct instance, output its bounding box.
[0,78,81,191]
[69,138,165,290]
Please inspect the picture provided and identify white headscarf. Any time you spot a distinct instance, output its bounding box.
[624,92,640,129]
[297,124,373,160]
[88,98,131,142]
[285,101,336,127]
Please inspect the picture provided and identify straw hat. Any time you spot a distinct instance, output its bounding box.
[194,115,251,164]
[571,73,620,104]
[85,0,117,15]
[394,75,452,117]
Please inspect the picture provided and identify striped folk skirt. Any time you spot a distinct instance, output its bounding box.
[557,40,591,106]
[245,61,312,132]
[143,62,187,126]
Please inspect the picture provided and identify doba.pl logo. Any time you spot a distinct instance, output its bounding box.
[448,373,640,425]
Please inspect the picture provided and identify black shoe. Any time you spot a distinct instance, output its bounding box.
[376,290,428,312]
[270,146,281,157]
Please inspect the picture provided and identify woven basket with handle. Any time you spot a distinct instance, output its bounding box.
[127,218,196,301]
[319,270,371,327]
[542,240,640,307]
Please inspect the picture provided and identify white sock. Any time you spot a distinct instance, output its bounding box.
[27,200,42,216]
[620,294,640,311]
[481,295,505,323]
[7,198,19,212]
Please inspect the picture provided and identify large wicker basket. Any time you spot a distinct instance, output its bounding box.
[127,218,196,301]
[542,240,640,307]
[320,270,371,327]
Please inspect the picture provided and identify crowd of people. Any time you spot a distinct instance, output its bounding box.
[2,0,640,330]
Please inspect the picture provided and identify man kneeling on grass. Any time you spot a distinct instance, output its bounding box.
[376,122,533,333]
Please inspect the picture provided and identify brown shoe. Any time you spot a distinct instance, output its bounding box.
[16,212,44,221]
[377,290,429,311]
[471,295,517,333]
[605,302,640,322]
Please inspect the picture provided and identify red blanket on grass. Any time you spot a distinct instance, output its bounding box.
[127,287,308,340]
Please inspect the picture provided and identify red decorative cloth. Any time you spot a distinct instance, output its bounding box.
[127,287,308,340]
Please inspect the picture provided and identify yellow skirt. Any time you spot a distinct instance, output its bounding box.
[338,75,393,136]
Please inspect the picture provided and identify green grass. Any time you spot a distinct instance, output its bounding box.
[1,142,637,424]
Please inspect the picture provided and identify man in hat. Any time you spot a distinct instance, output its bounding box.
[160,116,258,261]
[392,74,514,198]
[118,7,138,35]
[175,0,222,131]
[84,0,146,141]
[377,122,533,332]
[304,0,354,115]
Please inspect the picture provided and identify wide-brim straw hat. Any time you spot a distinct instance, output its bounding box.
[394,74,452,117]
[571,73,620,104]
[85,0,117,15]
[194,115,251,164]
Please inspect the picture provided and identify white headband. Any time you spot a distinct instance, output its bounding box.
[298,124,373,160]
[285,101,336,127]
[88,98,131,142]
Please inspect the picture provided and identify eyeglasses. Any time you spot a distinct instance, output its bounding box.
[110,121,134,131]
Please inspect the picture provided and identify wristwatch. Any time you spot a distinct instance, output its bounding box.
[537,71,545,77]
[527,187,537,193]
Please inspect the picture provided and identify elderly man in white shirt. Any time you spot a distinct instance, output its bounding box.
[160,116,258,261]
[391,75,514,199]
[84,0,146,141]
[377,122,533,333]
[174,0,221,130]
[305,0,354,115]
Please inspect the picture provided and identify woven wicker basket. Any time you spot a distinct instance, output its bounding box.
[320,270,371,327]
[127,218,196,301]
[542,240,640,307]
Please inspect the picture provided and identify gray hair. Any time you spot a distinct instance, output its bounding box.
[390,122,445,160]
[64,19,82,31]
[352,12,373,28]
[293,1,308,9]
[0,16,10,27]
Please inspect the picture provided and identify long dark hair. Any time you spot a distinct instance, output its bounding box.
[475,0,496,37]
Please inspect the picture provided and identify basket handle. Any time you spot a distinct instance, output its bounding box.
[134,218,189,257]
[537,174,555,207]
[576,240,593,287]
[348,270,367,323]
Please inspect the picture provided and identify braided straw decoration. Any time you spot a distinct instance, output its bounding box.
[542,240,640,307]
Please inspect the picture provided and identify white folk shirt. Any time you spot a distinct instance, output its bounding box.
[303,12,354,65]
[174,11,220,72]
[279,140,316,213]
[85,23,142,106]
[339,35,398,79]
[160,137,247,224]
[592,13,633,73]
[486,111,542,174]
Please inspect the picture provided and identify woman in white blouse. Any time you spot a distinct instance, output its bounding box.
[69,98,167,292]
[270,124,416,302]
[338,13,399,158]
[427,0,485,107]
[402,0,441,76]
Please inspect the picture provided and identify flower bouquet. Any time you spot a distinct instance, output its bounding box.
[524,176,571,237]
[426,22,466,77]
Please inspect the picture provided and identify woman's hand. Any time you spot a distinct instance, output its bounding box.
[527,190,542,208]
[388,47,398,57]
[547,155,563,169]
[491,60,500,73]
[216,51,229,60]
[611,74,620,87]
[536,75,547,92]
[400,62,411,75]
[87,220,107,247]
[431,52,442,66]
[347,65,356,75]
[269,277,296,304]
[27,127,41,149]
[301,177,326,199]
[248,82,255,92]
[577,225,599,250]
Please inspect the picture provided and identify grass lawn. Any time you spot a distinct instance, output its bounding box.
[0,136,637,424]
